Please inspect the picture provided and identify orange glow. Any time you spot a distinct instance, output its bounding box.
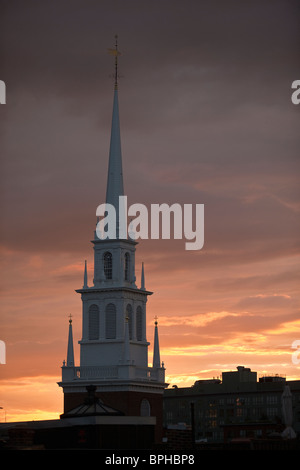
[1,247,299,423]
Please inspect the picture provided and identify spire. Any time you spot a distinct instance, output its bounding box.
[141,262,145,290]
[153,317,161,368]
[83,260,88,288]
[67,314,74,367]
[106,36,124,237]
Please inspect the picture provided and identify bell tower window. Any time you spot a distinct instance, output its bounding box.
[105,303,116,339]
[88,304,99,340]
[136,306,143,341]
[126,304,133,340]
[124,252,130,281]
[103,251,112,279]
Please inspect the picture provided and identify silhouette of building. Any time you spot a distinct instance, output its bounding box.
[57,37,167,443]
[163,366,300,446]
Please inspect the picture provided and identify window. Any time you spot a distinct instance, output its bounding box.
[124,252,130,281]
[267,407,278,417]
[140,399,151,417]
[103,251,112,279]
[267,395,278,405]
[126,304,133,340]
[253,395,264,405]
[105,303,116,339]
[136,306,143,341]
[88,304,99,340]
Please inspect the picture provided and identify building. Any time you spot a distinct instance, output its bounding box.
[163,366,300,446]
[0,387,157,450]
[57,37,167,443]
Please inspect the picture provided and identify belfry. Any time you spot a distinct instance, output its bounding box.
[58,37,167,440]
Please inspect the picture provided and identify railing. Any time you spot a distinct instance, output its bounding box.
[62,364,164,383]
[74,366,119,379]
[135,367,159,381]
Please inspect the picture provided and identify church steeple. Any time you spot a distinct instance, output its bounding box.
[106,35,124,237]
[60,40,167,435]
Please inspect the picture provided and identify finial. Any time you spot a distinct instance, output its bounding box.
[141,262,145,290]
[108,34,121,90]
[154,315,158,326]
[68,313,72,324]
[83,259,88,288]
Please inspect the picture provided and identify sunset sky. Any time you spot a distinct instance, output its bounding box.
[1,0,299,423]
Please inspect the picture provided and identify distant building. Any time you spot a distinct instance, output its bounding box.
[163,366,300,444]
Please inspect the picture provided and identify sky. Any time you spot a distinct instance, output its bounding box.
[0,0,299,422]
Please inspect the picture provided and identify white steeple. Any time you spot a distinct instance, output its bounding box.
[59,38,167,408]
[105,35,124,237]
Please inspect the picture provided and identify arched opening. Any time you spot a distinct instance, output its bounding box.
[126,304,133,340]
[124,252,130,281]
[136,306,143,341]
[103,251,112,279]
[140,398,151,417]
[105,303,116,339]
[88,304,99,340]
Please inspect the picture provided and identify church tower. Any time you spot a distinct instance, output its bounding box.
[58,37,167,440]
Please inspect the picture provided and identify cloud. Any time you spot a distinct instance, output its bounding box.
[266,319,300,336]
[157,311,242,327]
[235,293,298,311]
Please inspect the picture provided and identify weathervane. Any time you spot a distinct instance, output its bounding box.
[108,34,121,89]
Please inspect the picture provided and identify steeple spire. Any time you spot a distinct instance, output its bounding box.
[67,314,74,367]
[106,36,124,237]
[153,317,161,368]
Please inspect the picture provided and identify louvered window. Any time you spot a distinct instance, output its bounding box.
[126,304,133,340]
[105,303,116,339]
[124,252,130,280]
[103,251,112,279]
[88,304,99,340]
[136,306,143,341]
